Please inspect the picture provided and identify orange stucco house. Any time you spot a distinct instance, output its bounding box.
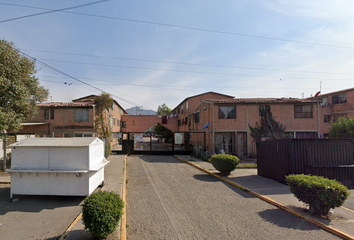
[14,95,127,138]
[12,88,354,157]
[170,92,319,156]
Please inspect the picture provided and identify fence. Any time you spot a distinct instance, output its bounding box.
[257,139,354,188]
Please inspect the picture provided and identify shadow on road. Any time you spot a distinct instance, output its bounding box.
[0,186,85,214]
[193,173,256,199]
[138,155,185,163]
[257,208,325,230]
[193,174,219,182]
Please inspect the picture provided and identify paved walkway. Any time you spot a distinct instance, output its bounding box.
[176,155,354,240]
[64,154,126,240]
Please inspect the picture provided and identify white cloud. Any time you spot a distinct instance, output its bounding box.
[265,0,354,20]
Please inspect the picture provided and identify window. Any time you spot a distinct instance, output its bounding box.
[177,107,180,114]
[323,115,331,123]
[50,109,54,119]
[320,97,328,106]
[294,105,313,118]
[333,93,347,104]
[178,119,181,126]
[122,121,127,128]
[219,106,236,119]
[44,109,49,119]
[186,101,188,109]
[74,109,89,121]
[195,112,200,123]
[259,105,270,116]
[185,116,188,125]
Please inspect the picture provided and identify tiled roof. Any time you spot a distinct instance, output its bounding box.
[204,97,317,104]
[315,87,354,97]
[37,102,95,107]
[171,91,235,112]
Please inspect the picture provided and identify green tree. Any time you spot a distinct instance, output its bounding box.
[157,103,171,115]
[328,117,354,138]
[249,107,286,142]
[94,93,113,139]
[0,39,48,134]
[154,123,173,143]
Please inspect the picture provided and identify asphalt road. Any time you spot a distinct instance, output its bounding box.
[126,155,341,240]
[0,184,85,240]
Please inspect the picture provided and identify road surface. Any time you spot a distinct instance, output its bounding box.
[126,155,340,240]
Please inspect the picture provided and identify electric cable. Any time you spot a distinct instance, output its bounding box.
[0,2,353,49]
[0,0,114,24]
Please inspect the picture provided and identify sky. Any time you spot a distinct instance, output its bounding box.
[1,0,354,112]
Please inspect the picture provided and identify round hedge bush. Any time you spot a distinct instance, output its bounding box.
[210,154,240,176]
[82,191,124,238]
[286,174,349,217]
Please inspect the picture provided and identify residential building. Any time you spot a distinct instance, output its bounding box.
[13,95,127,139]
[188,97,319,156]
[318,87,354,137]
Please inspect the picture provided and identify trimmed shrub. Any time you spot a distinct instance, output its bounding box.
[286,174,349,217]
[82,191,124,238]
[210,154,240,176]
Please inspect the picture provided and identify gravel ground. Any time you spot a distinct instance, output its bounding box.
[126,155,341,240]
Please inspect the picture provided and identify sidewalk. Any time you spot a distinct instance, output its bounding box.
[0,172,10,183]
[64,154,126,240]
[176,155,354,240]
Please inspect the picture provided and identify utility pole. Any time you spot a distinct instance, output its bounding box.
[135,106,143,115]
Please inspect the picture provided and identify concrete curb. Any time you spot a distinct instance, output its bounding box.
[58,212,83,240]
[175,155,354,240]
[120,155,127,240]
[58,155,127,240]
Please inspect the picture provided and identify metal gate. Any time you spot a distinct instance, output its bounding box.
[112,132,205,155]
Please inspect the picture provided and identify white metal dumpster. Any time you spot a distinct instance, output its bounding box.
[8,137,108,197]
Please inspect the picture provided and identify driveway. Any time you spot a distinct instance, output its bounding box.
[126,155,341,240]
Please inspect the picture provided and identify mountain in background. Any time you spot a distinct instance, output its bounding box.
[125,107,157,115]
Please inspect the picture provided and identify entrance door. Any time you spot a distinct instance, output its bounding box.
[237,133,247,157]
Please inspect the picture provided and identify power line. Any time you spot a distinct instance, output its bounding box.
[41,58,354,81]
[18,51,155,110]
[23,48,354,76]
[39,78,329,91]
[0,0,114,24]
[1,2,354,50]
